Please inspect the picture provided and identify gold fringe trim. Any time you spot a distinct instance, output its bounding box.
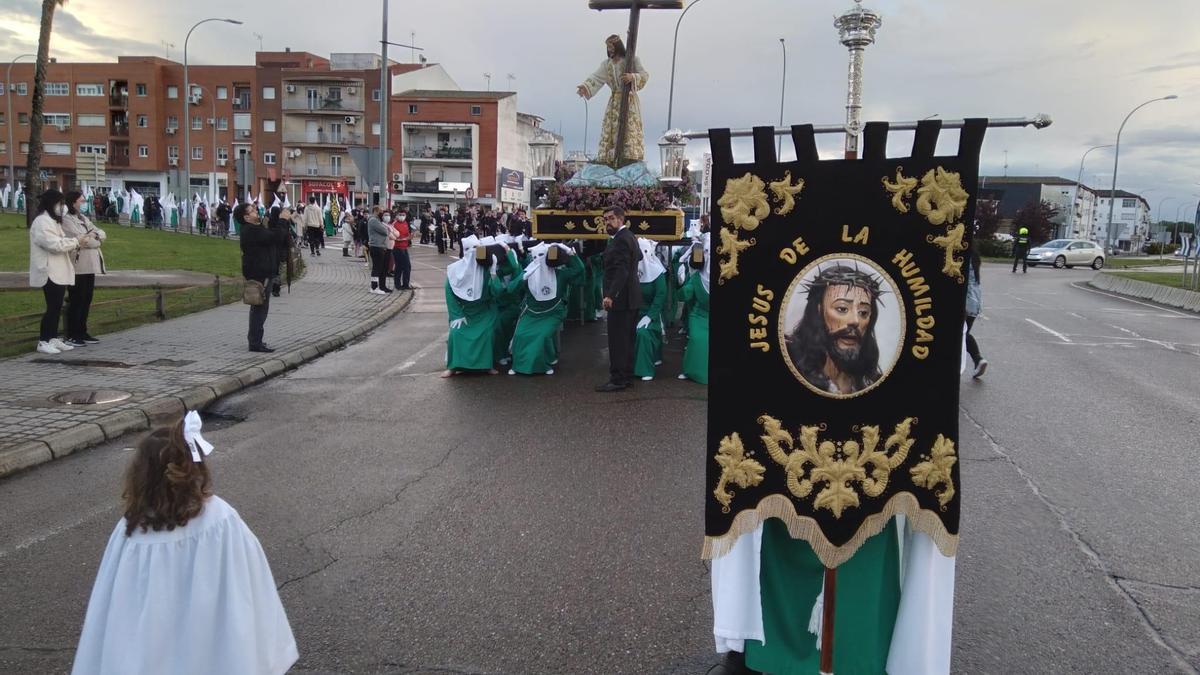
[701,491,958,568]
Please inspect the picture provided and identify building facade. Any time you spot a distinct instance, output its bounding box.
[1092,190,1151,251]
[979,176,1148,247]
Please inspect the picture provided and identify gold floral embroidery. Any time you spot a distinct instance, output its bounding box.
[586,216,603,233]
[928,222,968,281]
[882,167,918,214]
[564,221,577,231]
[915,167,968,226]
[717,227,754,284]
[769,171,806,216]
[713,432,766,512]
[638,220,651,231]
[910,434,957,508]
[756,415,916,518]
[716,173,770,283]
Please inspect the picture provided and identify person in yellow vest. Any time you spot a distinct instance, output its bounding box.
[1012,226,1030,273]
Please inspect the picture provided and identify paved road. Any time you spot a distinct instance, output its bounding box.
[0,254,1197,674]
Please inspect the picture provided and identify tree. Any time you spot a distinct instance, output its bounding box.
[1011,198,1059,244]
[23,0,67,226]
[973,199,1001,239]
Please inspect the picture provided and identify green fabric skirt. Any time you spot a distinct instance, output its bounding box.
[744,519,900,675]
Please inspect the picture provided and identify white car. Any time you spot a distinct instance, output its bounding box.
[1026,239,1106,270]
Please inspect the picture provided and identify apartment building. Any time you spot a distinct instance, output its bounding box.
[1092,190,1151,251]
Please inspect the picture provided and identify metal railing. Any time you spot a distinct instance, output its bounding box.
[403,146,473,160]
[108,93,129,108]
[281,98,363,113]
[282,131,365,145]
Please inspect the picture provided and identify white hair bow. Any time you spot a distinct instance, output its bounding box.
[183,410,214,463]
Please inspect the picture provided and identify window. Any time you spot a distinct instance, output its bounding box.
[470,105,481,116]
[18,112,29,125]
[0,112,4,125]
[217,147,229,161]
[1122,198,1136,208]
[167,85,178,99]
[136,114,148,128]
[45,142,71,155]
[138,145,149,158]
[217,116,228,131]
[77,113,105,127]
[460,171,471,183]
[371,122,380,136]
[330,155,341,175]
[262,86,276,100]
[0,82,4,96]
[408,104,418,114]
[262,119,276,133]
[263,152,276,165]
[192,115,202,130]
[20,142,29,153]
[191,146,203,160]
[136,83,147,96]
[45,82,69,96]
[43,113,70,127]
[190,85,202,99]
[327,87,341,101]
[372,88,381,101]
[78,143,107,154]
[167,146,179,159]
[0,142,5,153]
[166,115,178,130]
[76,83,104,96]
[233,113,251,131]
[15,83,28,96]
[216,86,228,99]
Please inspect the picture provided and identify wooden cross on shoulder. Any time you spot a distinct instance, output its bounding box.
[588,0,683,167]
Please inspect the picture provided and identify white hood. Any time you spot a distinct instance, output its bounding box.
[637,238,666,283]
[523,242,568,302]
[447,235,485,301]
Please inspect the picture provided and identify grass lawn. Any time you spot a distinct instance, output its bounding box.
[1108,271,1199,291]
[1103,257,1184,269]
[0,211,242,277]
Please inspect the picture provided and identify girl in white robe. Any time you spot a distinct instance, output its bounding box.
[72,414,298,675]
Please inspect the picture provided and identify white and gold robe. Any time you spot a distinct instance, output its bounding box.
[579,56,649,165]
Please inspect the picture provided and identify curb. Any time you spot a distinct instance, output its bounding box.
[0,291,414,479]
[1088,272,1200,313]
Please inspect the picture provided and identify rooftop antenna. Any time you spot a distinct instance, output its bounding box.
[161,40,175,60]
[483,73,492,91]
[253,32,264,51]
[506,73,516,90]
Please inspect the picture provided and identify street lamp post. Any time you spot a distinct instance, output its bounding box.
[1155,196,1175,257]
[6,54,35,198]
[183,18,242,220]
[1103,95,1177,253]
[1071,144,1111,239]
[665,0,705,130]
[778,38,786,156]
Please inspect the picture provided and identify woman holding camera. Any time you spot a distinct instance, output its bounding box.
[61,190,107,346]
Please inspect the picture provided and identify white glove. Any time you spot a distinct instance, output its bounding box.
[637,315,651,330]
[490,256,499,276]
[449,317,468,329]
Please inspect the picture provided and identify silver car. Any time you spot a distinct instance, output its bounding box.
[1026,239,1106,270]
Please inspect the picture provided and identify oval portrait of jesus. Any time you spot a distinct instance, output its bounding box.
[778,254,905,399]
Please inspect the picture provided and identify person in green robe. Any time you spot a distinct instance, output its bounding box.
[442,235,506,377]
[508,243,584,376]
[678,232,709,384]
[490,237,524,366]
[633,238,667,381]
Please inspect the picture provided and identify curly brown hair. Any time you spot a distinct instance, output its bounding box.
[121,418,212,537]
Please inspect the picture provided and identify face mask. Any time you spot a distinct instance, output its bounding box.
[56,204,66,216]
[382,215,392,222]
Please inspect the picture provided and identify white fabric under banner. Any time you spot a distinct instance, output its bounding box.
[711,524,765,653]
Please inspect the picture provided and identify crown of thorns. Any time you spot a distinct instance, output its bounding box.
[802,263,887,302]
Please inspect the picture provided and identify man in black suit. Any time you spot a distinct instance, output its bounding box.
[596,206,643,392]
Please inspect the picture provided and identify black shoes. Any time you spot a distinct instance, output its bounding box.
[80,334,100,344]
[595,381,627,392]
[249,345,275,353]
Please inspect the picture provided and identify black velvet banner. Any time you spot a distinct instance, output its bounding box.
[531,209,683,240]
[703,121,987,567]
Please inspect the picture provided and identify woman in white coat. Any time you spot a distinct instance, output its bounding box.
[29,189,91,355]
[61,190,106,346]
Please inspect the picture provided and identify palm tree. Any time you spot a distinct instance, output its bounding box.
[23,0,67,226]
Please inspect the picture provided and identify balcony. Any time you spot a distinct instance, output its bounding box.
[110,123,130,138]
[108,154,129,168]
[232,98,252,111]
[289,163,349,178]
[403,146,473,160]
[282,131,365,146]
[282,97,363,113]
[108,92,129,108]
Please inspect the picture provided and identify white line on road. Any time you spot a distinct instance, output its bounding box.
[1071,281,1199,319]
[385,337,446,375]
[1025,318,1072,343]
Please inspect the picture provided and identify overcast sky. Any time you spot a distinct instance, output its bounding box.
[2,0,1198,220]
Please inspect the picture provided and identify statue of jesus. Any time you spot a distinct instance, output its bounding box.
[576,34,648,166]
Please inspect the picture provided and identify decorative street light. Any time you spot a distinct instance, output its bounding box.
[658,129,687,185]
[1070,144,1111,238]
[665,0,705,131]
[183,18,242,210]
[529,129,560,207]
[6,53,34,194]
[1103,94,1177,253]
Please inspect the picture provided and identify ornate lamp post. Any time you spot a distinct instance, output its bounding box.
[834,0,882,159]
[658,128,687,205]
[528,130,560,207]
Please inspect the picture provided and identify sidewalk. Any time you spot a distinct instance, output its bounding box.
[0,246,411,477]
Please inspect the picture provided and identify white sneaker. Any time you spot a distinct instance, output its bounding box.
[49,337,74,351]
[654,360,663,366]
[370,288,387,295]
[507,369,516,375]
[36,341,61,355]
[545,368,555,375]
[642,376,653,381]
[972,359,988,379]
[677,373,688,380]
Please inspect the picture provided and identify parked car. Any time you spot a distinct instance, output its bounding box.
[1026,239,1106,269]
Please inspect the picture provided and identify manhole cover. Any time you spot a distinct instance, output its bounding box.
[50,390,133,405]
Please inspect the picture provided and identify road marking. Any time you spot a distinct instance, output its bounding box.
[1025,318,1072,343]
[1069,312,1087,320]
[385,337,446,375]
[0,503,115,560]
[1009,294,1049,308]
[1071,281,1198,319]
